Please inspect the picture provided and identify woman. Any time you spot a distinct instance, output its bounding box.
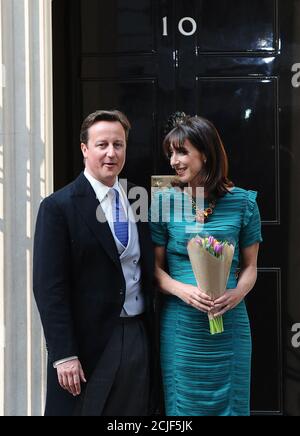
[150,113,262,416]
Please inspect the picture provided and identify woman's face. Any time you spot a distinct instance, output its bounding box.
[169,139,206,186]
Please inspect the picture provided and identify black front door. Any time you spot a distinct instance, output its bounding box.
[53,0,300,415]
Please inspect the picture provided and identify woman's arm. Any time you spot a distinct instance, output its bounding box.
[154,246,214,313]
[212,242,260,317]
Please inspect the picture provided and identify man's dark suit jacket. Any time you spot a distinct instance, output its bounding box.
[33,172,156,416]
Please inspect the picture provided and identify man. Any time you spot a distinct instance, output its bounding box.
[33,110,155,416]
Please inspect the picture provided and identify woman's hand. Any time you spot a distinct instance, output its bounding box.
[176,284,214,313]
[211,244,260,317]
[154,246,213,312]
[211,288,246,317]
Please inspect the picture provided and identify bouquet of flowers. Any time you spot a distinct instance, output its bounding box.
[187,236,235,334]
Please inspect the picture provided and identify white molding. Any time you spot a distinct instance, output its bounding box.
[0,0,53,416]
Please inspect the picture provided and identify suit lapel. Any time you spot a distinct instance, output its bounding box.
[71,173,122,273]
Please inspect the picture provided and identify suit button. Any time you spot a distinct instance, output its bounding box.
[120,289,124,295]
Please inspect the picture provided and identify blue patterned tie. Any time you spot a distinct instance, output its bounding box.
[113,189,128,247]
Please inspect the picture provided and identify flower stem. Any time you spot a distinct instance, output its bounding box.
[209,315,224,335]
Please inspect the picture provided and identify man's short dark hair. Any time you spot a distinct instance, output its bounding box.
[80,110,131,144]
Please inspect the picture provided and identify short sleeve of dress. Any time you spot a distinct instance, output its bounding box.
[239,190,263,249]
[149,191,168,246]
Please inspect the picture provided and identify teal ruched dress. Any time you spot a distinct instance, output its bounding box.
[150,187,262,416]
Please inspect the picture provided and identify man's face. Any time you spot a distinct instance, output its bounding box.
[81,120,127,186]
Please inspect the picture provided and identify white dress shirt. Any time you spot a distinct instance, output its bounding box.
[84,169,128,239]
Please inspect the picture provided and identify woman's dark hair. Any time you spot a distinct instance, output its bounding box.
[163,113,234,199]
[80,109,131,144]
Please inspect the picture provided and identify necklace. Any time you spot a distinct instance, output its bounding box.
[190,197,216,223]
